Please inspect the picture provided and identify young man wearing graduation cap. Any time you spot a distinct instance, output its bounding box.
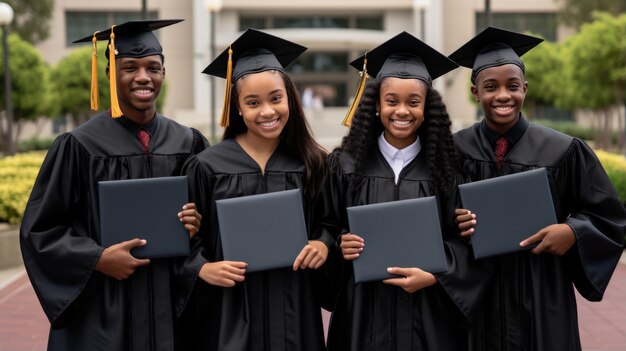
[176,29,330,350]
[450,27,626,350]
[313,31,491,350]
[19,20,209,351]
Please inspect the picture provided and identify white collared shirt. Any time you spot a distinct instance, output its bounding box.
[377,132,421,184]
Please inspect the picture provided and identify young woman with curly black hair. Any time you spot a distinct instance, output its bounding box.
[314,32,491,350]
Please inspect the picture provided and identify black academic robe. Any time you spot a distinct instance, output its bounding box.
[317,147,491,351]
[177,138,329,351]
[19,112,209,351]
[454,120,626,351]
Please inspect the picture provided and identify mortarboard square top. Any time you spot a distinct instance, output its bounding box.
[349,31,458,86]
[72,19,183,60]
[448,26,543,84]
[202,28,307,82]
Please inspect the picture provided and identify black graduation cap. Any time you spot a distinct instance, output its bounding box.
[72,19,183,117]
[342,31,458,126]
[448,26,543,84]
[202,28,307,127]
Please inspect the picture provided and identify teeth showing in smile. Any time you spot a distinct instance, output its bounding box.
[495,106,513,111]
[391,119,413,126]
[258,119,279,127]
[134,89,152,94]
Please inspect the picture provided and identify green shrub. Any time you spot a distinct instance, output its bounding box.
[595,150,626,205]
[0,152,44,224]
[18,136,55,152]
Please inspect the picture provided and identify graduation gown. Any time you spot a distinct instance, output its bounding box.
[454,119,626,351]
[177,139,329,351]
[19,112,209,351]
[316,147,491,351]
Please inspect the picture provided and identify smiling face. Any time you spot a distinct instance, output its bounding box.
[236,70,289,144]
[378,77,427,149]
[472,64,527,134]
[109,55,165,123]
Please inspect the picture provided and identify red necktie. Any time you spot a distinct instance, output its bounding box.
[495,136,509,169]
[137,129,150,154]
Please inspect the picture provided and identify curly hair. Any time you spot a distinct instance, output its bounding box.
[222,70,327,196]
[339,78,459,196]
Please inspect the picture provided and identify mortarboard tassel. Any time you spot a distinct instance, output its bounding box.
[342,55,368,127]
[108,25,123,118]
[90,32,99,111]
[219,46,233,127]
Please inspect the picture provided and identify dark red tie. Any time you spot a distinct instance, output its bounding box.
[495,136,509,169]
[137,129,150,154]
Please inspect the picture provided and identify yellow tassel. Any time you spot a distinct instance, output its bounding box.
[219,46,233,127]
[108,25,123,118]
[90,32,99,111]
[342,56,368,127]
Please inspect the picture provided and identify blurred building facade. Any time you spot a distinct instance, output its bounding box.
[37,0,568,140]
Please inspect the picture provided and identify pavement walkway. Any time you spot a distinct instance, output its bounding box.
[1,254,625,351]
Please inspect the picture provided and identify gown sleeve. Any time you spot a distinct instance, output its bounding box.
[19,134,104,326]
[311,152,349,310]
[434,176,495,320]
[172,154,213,317]
[560,138,626,301]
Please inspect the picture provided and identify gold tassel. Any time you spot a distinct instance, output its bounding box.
[108,25,123,118]
[342,55,368,127]
[219,46,233,127]
[90,32,99,111]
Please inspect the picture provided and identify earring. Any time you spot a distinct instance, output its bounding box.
[375,111,380,116]
[475,97,479,102]
[238,111,242,116]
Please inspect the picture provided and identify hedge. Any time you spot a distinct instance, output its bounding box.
[595,150,626,205]
[0,152,44,224]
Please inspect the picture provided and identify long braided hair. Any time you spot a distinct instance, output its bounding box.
[339,78,459,196]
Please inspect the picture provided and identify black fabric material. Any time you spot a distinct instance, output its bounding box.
[349,31,458,85]
[72,19,183,60]
[176,139,329,351]
[316,147,492,351]
[202,28,306,81]
[454,120,626,351]
[19,112,209,351]
[481,115,528,150]
[447,26,543,84]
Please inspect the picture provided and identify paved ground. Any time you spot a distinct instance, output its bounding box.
[1,255,625,350]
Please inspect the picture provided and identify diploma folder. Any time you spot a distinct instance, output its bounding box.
[346,197,448,284]
[458,168,557,259]
[215,189,308,273]
[98,176,190,259]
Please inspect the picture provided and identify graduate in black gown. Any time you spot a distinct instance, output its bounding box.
[176,29,330,350]
[19,20,209,351]
[316,32,491,351]
[449,27,626,351]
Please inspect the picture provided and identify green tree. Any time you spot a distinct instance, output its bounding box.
[0,33,50,153]
[50,45,169,126]
[558,0,626,29]
[557,13,626,149]
[522,38,566,119]
[3,0,53,44]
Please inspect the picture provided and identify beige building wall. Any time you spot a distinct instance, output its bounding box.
[34,0,569,138]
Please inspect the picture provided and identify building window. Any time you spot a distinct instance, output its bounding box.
[475,12,557,41]
[239,15,383,31]
[66,11,159,46]
[285,52,350,107]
